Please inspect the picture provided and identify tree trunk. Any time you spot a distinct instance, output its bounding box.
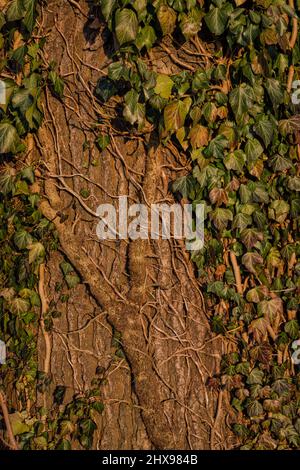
[33,0,233,450]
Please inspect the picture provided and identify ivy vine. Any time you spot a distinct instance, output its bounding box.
[95,0,300,449]
[0,0,103,450]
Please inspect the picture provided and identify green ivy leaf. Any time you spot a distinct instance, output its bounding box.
[157,5,177,36]
[253,115,275,148]
[264,78,283,108]
[56,439,72,450]
[154,74,174,100]
[6,0,25,22]
[284,320,299,340]
[268,200,290,223]
[9,297,30,315]
[205,135,228,159]
[246,399,264,418]
[115,9,138,45]
[229,84,254,123]
[14,230,33,250]
[0,123,23,154]
[48,71,64,98]
[23,0,37,33]
[205,6,228,35]
[245,138,264,164]
[96,134,110,151]
[99,0,116,21]
[247,368,264,385]
[172,175,194,199]
[136,25,157,50]
[65,274,81,289]
[224,150,246,173]
[123,90,145,128]
[210,208,233,231]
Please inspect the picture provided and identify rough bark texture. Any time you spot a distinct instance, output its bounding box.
[35,0,234,450]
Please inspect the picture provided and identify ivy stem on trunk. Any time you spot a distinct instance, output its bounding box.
[229,251,243,295]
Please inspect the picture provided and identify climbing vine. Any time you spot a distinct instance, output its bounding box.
[0,0,299,451]
[0,0,104,450]
[95,0,300,449]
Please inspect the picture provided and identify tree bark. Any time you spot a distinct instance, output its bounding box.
[34,0,233,450]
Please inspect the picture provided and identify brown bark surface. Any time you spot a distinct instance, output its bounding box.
[35,0,233,450]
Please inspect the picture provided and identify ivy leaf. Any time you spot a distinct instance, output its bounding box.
[108,62,127,81]
[0,123,23,154]
[250,342,272,364]
[115,9,138,46]
[56,439,72,450]
[9,412,30,435]
[246,285,269,303]
[28,242,45,264]
[136,25,157,50]
[65,274,81,289]
[247,400,264,418]
[154,74,174,99]
[240,228,264,250]
[99,0,116,22]
[188,124,209,149]
[272,378,291,396]
[242,252,264,274]
[271,154,293,172]
[6,0,25,22]
[96,134,110,151]
[53,385,66,405]
[266,247,281,269]
[253,115,275,148]
[250,182,269,204]
[172,175,194,199]
[268,200,290,223]
[210,208,233,231]
[91,401,105,414]
[229,84,254,122]
[245,138,264,164]
[12,89,34,114]
[9,297,30,315]
[205,7,228,35]
[79,418,97,437]
[209,187,228,206]
[164,98,192,132]
[95,78,117,102]
[287,176,300,192]
[157,5,177,36]
[180,8,203,39]
[224,150,246,173]
[264,78,283,108]
[284,320,299,340]
[232,213,252,231]
[14,230,33,250]
[133,0,147,20]
[123,91,145,129]
[247,368,264,385]
[259,298,283,323]
[21,166,35,184]
[48,71,64,99]
[0,79,15,112]
[0,172,15,195]
[205,135,228,159]
[249,317,268,342]
[23,0,37,33]
[60,262,74,276]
